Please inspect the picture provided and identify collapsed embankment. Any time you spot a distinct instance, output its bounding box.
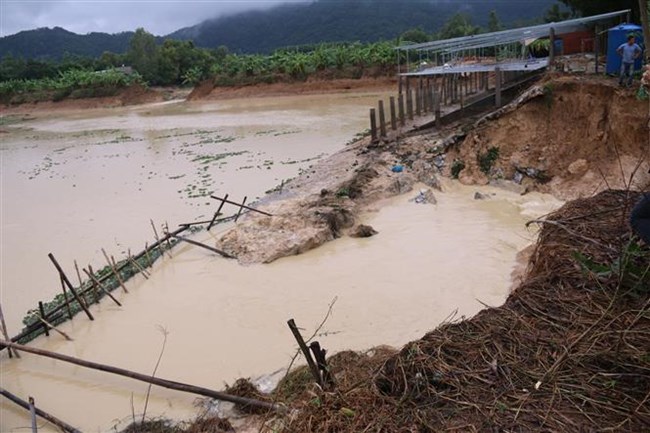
[447,75,650,199]
[213,75,649,266]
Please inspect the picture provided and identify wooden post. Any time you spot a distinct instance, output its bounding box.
[38,302,49,337]
[84,267,122,307]
[406,89,414,120]
[0,340,282,414]
[209,195,272,217]
[428,86,435,113]
[495,66,502,108]
[72,261,90,310]
[58,275,74,319]
[127,250,149,279]
[143,243,153,268]
[398,93,405,127]
[29,396,37,433]
[207,193,229,230]
[32,315,72,341]
[287,319,323,388]
[398,76,403,95]
[0,302,18,358]
[0,388,81,433]
[594,25,600,74]
[150,220,171,258]
[549,27,556,69]
[234,197,248,222]
[170,234,235,259]
[101,249,128,294]
[389,96,397,131]
[434,93,442,127]
[415,88,421,116]
[369,108,378,143]
[309,341,335,389]
[47,253,94,321]
[378,100,387,137]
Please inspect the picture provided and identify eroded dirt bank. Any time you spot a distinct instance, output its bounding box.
[213,75,649,265]
[273,189,649,432]
[449,75,650,199]
[188,76,397,101]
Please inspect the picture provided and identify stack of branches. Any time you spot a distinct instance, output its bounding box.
[283,189,650,432]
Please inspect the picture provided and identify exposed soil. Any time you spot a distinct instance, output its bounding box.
[446,75,650,199]
[1,84,165,114]
[188,76,397,101]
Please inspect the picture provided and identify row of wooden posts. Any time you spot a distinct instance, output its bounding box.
[1,316,330,431]
[0,194,284,430]
[370,67,520,142]
[0,194,271,355]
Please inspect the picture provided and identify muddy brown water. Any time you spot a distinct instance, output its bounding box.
[1,93,562,432]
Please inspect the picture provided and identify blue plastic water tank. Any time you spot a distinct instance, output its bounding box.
[606,23,644,74]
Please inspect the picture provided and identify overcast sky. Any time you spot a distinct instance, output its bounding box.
[0,0,312,37]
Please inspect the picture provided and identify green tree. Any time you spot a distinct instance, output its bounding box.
[487,10,502,32]
[544,4,572,22]
[400,28,430,44]
[127,28,159,83]
[558,1,638,20]
[438,13,481,39]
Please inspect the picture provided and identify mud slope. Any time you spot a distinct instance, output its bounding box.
[449,76,650,199]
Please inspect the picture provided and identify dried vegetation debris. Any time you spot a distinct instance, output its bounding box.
[279,190,649,432]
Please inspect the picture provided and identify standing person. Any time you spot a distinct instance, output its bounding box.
[617,35,642,87]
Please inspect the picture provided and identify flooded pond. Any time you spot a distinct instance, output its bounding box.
[1,92,562,432]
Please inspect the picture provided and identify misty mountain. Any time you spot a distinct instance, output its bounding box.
[0,0,557,60]
[167,0,556,52]
[0,27,134,60]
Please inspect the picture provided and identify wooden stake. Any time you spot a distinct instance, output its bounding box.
[287,319,323,388]
[207,193,229,230]
[0,302,18,358]
[101,249,128,294]
[209,194,272,217]
[234,196,248,222]
[32,314,72,341]
[144,242,153,268]
[150,220,171,258]
[170,234,235,259]
[84,266,122,307]
[370,108,378,143]
[72,260,89,310]
[309,341,335,389]
[127,249,149,279]
[378,100,387,137]
[38,302,50,337]
[47,254,93,321]
[0,340,282,413]
[398,93,405,127]
[29,396,37,433]
[495,66,502,108]
[389,96,397,131]
[0,387,82,433]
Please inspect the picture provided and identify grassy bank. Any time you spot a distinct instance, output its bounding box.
[0,68,145,105]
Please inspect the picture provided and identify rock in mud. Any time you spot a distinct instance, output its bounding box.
[387,173,416,195]
[412,189,437,205]
[513,171,524,184]
[474,191,490,200]
[351,224,378,238]
[412,160,443,191]
[567,159,589,176]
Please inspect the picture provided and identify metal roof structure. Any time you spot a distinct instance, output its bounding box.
[401,58,549,76]
[397,9,631,54]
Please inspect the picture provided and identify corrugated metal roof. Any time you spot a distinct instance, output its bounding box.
[397,9,630,54]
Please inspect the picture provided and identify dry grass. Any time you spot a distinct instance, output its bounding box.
[281,189,650,432]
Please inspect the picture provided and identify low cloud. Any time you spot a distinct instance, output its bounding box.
[1,0,312,37]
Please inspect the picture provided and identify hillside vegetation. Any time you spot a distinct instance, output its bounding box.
[0,0,555,60]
